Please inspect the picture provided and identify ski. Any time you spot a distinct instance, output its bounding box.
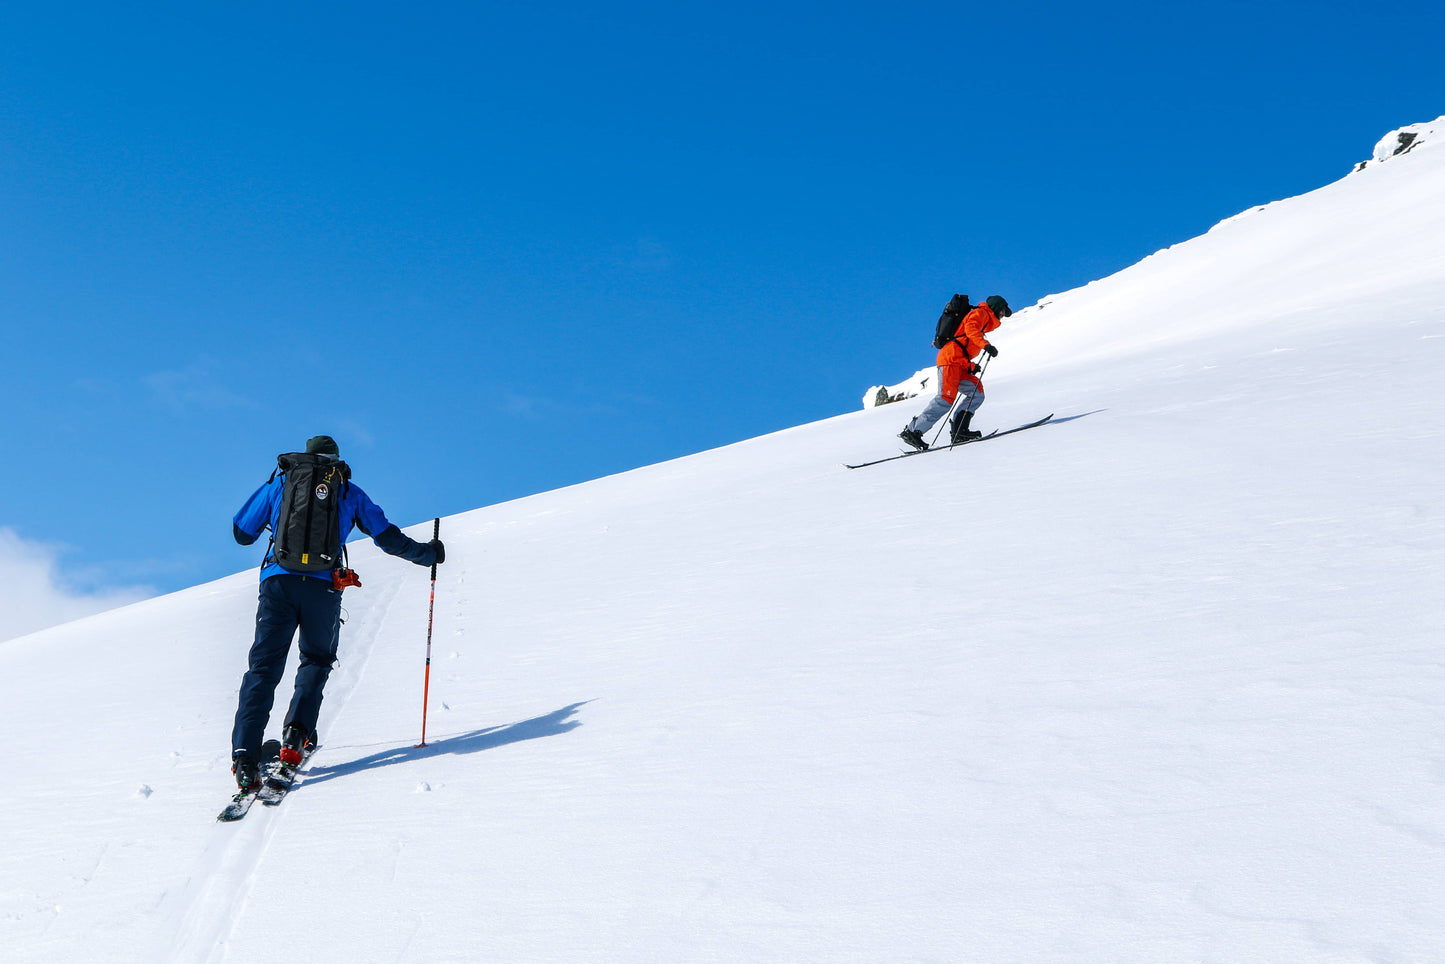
[843,430,998,469]
[258,743,318,807]
[217,739,281,823]
[970,413,1053,443]
[845,415,1054,469]
[217,788,258,822]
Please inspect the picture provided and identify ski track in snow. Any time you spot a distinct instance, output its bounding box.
[156,569,411,963]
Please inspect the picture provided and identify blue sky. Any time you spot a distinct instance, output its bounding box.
[2,0,1442,617]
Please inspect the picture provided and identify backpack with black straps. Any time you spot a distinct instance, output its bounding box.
[932,293,972,349]
[270,453,352,572]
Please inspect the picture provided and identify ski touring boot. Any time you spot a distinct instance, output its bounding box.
[219,742,282,821]
[259,725,318,806]
[279,725,314,767]
[231,752,261,792]
[950,411,982,444]
[898,427,929,452]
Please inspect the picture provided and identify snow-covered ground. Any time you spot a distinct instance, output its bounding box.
[2,119,1443,963]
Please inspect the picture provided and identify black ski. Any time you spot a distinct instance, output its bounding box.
[843,430,997,469]
[218,788,258,822]
[217,740,280,823]
[258,743,318,807]
[845,415,1054,469]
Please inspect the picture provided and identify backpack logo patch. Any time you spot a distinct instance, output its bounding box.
[315,483,330,501]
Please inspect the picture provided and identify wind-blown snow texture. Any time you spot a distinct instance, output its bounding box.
[3,120,1443,963]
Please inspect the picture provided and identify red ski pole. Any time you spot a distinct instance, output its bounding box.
[417,517,440,748]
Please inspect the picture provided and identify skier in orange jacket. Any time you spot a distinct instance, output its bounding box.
[899,295,1012,450]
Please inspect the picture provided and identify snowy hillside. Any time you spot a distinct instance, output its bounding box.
[2,119,1443,963]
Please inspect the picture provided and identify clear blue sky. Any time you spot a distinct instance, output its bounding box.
[3,0,1442,600]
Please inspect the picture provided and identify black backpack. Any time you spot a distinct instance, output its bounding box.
[269,453,352,572]
[931,294,972,349]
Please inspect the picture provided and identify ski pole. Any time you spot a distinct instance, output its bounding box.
[925,388,965,449]
[927,352,991,448]
[416,517,440,748]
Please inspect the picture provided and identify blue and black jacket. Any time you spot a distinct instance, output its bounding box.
[233,474,436,582]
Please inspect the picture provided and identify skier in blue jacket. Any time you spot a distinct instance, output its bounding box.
[228,435,444,791]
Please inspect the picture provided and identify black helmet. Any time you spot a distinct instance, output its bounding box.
[985,295,1012,318]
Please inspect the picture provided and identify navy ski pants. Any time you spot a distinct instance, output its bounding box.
[231,574,342,759]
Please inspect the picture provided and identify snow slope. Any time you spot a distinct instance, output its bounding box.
[2,120,1443,963]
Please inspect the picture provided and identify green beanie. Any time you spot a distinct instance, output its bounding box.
[305,435,339,457]
[985,295,1012,318]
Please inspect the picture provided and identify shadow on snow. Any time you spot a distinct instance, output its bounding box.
[1001,408,1100,433]
[301,701,590,787]
[1038,409,1103,426]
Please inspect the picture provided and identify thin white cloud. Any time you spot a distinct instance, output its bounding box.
[0,528,153,643]
[143,360,259,411]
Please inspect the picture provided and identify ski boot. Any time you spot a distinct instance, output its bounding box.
[232,752,261,791]
[950,411,982,444]
[279,725,316,767]
[898,427,928,452]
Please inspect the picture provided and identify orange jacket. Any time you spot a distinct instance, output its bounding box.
[935,303,1000,369]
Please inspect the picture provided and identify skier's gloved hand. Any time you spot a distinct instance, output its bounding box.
[429,539,446,565]
[983,344,999,357]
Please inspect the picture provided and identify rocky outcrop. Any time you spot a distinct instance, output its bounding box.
[1353,117,1442,173]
